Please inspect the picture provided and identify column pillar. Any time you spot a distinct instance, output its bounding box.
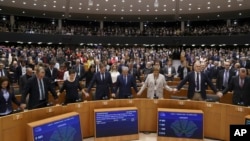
[10,15,15,32]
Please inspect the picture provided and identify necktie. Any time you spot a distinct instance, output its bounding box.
[39,79,45,100]
[224,70,228,87]
[240,79,244,88]
[196,73,200,91]
[123,76,127,85]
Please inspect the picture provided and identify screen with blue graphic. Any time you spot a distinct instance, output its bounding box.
[158,111,203,139]
[95,110,138,138]
[32,115,82,141]
[245,119,250,125]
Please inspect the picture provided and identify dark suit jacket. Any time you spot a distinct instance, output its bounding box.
[87,72,114,100]
[177,71,217,100]
[21,76,58,109]
[129,68,141,82]
[163,66,176,81]
[45,67,58,83]
[177,66,191,80]
[210,66,220,79]
[73,64,85,80]
[216,69,235,90]
[0,68,9,78]
[0,90,20,113]
[115,74,138,98]
[19,74,33,94]
[222,76,250,106]
[16,65,25,80]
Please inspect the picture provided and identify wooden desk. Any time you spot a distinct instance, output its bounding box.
[2,99,250,141]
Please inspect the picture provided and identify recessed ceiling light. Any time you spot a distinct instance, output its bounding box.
[62,6,65,8]
[239,3,242,6]
[239,13,242,16]
[188,8,191,10]
[113,9,116,11]
[172,0,175,1]
[53,1,56,3]
[96,4,99,6]
[217,6,221,8]
[164,5,166,7]
[96,8,99,11]
[163,9,166,11]
[105,0,108,2]
[70,7,73,9]
[172,9,175,11]
[87,8,90,10]
[121,9,124,12]
[155,9,158,12]
[121,17,123,20]
[207,7,210,9]
[245,44,249,46]
[147,5,149,7]
[130,5,133,7]
[33,3,37,6]
[197,16,200,18]
[138,9,141,12]
[138,17,140,19]
[79,7,82,10]
[62,14,64,17]
[79,3,82,5]
[12,0,15,3]
[53,5,56,8]
[146,9,150,12]
[122,0,125,2]
[228,5,231,7]
[189,3,192,6]
[138,0,141,3]
[22,11,25,14]
[104,16,107,19]
[43,13,46,16]
[104,9,107,11]
[197,7,201,10]
[23,2,26,5]
[208,2,211,4]
[217,14,220,17]
[113,5,116,7]
[130,9,132,12]
[155,17,157,19]
[179,8,182,11]
[44,4,47,7]
[228,0,231,2]
[0,8,2,11]
[0,0,4,2]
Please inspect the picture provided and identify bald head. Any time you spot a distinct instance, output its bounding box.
[194,61,201,72]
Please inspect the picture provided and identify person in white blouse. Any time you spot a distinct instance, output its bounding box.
[110,64,120,86]
[137,65,173,99]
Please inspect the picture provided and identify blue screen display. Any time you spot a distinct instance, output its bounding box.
[158,111,203,139]
[32,115,82,141]
[245,119,250,125]
[95,110,138,138]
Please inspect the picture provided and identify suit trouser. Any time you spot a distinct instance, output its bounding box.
[192,93,203,101]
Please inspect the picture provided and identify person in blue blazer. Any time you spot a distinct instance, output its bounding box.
[86,63,115,100]
[115,66,138,99]
[0,76,20,116]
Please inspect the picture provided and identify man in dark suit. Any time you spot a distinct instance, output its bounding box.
[174,61,220,101]
[73,59,85,80]
[86,63,115,100]
[115,66,138,99]
[162,60,176,81]
[20,66,58,110]
[45,61,58,88]
[177,61,191,80]
[0,62,9,78]
[19,67,33,94]
[210,61,221,79]
[216,61,235,90]
[16,60,26,81]
[128,62,141,82]
[218,68,250,106]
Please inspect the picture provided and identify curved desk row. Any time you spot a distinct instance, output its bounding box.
[1,98,248,141]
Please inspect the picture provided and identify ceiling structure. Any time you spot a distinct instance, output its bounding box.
[0,0,250,21]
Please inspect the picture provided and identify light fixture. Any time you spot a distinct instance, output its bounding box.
[88,0,93,6]
[154,0,159,8]
[23,2,26,5]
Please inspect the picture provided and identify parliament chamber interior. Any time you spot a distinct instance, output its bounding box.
[1,0,250,141]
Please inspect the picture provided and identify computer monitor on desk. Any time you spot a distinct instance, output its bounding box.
[27,112,82,141]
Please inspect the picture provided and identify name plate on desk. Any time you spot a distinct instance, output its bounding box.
[94,107,139,141]
[157,108,204,141]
